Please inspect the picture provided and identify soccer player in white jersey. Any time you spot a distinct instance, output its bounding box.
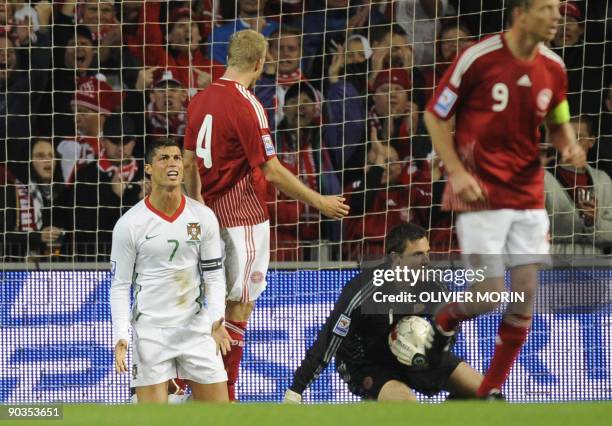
[111,138,231,403]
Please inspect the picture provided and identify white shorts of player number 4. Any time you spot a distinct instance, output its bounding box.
[221,221,270,303]
[131,315,227,388]
[456,209,551,278]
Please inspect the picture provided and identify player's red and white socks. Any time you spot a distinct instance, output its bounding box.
[223,320,247,401]
[477,314,531,397]
[434,302,470,332]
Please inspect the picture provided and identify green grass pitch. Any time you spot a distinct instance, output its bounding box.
[15,402,612,426]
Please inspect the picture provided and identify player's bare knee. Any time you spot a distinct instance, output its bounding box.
[377,380,417,402]
[188,380,229,403]
[135,382,168,403]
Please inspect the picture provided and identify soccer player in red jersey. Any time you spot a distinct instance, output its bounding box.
[424,0,585,399]
[183,29,349,401]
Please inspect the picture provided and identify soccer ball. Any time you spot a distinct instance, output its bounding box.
[388,316,433,367]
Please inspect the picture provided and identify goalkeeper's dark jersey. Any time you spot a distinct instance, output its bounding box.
[289,263,443,394]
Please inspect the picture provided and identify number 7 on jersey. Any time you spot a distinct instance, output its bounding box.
[196,114,213,168]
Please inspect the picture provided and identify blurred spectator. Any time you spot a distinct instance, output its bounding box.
[146,69,188,144]
[70,114,143,260]
[12,1,52,65]
[369,24,423,89]
[2,138,70,259]
[343,136,410,261]
[421,19,473,101]
[369,69,428,160]
[122,0,144,57]
[551,1,604,115]
[55,1,123,79]
[302,0,388,79]
[0,23,51,183]
[0,2,15,31]
[63,26,97,77]
[57,75,122,182]
[446,0,503,36]
[551,2,585,115]
[77,0,120,42]
[268,82,341,261]
[140,2,223,93]
[49,25,98,139]
[209,0,278,65]
[0,163,14,259]
[404,155,459,253]
[544,116,612,255]
[256,26,313,129]
[394,0,455,66]
[328,34,372,96]
[594,79,612,177]
[324,60,368,174]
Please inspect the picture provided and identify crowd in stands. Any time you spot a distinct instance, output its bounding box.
[0,0,611,262]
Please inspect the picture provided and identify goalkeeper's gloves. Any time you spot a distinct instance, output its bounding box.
[283,389,302,404]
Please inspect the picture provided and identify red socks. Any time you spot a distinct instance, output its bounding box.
[223,320,247,401]
[435,302,470,332]
[477,315,531,397]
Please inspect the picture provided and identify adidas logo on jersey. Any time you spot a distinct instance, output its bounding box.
[517,74,532,87]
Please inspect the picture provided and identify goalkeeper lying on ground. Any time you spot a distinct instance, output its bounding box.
[284,223,483,402]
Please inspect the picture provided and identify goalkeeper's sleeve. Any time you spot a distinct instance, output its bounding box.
[289,271,372,394]
[110,219,137,346]
[199,206,225,324]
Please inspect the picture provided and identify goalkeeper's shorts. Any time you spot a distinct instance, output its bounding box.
[221,220,270,303]
[337,352,462,399]
[131,315,227,387]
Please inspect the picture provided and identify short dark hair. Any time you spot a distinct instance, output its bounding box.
[70,25,96,45]
[269,25,302,41]
[285,81,317,103]
[570,114,593,136]
[385,223,427,255]
[506,0,534,25]
[145,138,180,164]
[370,24,407,45]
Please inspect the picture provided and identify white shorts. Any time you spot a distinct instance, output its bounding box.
[222,221,270,303]
[131,316,227,387]
[455,209,550,278]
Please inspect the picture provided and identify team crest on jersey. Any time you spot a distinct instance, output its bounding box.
[250,271,264,284]
[187,223,201,240]
[537,89,553,111]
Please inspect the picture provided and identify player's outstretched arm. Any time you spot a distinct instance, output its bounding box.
[424,111,484,203]
[109,219,136,374]
[261,157,349,219]
[183,149,204,204]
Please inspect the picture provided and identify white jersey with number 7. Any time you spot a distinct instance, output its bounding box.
[109,195,225,345]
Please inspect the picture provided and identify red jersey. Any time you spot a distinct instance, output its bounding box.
[184,78,276,227]
[427,33,568,211]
